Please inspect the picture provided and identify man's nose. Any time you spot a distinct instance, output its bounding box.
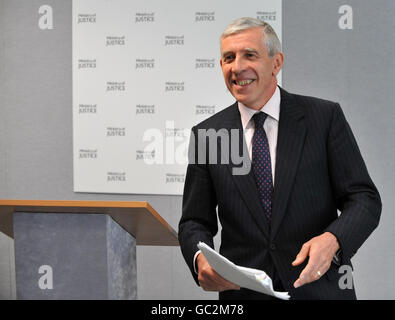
[231,56,246,74]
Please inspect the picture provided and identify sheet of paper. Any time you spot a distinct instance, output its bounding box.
[197,242,290,300]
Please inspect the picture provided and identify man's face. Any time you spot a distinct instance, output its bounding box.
[220,27,283,110]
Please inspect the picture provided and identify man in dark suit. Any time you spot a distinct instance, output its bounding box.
[178,17,381,299]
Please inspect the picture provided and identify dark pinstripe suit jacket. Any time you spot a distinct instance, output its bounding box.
[178,87,381,300]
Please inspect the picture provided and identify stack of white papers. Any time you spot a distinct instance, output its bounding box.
[197,242,290,300]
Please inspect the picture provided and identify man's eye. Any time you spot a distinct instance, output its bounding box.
[224,55,234,62]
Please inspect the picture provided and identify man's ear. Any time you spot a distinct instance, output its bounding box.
[272,52,284,76]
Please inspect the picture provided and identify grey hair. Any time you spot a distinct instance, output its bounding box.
[221,17,282,57]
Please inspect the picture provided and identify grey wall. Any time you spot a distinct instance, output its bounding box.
[0,0,394,299]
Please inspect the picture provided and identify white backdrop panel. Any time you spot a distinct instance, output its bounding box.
[73,0,282,195]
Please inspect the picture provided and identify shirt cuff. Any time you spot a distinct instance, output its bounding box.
[332,249,342,266]
[193,250,202,274]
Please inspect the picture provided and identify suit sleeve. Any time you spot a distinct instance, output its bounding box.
[324,103,382,264]
[178,126,218,285]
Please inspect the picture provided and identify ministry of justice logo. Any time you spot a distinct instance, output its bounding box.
[165,81,184,92]
[106,81,125,92]
[106,36,125,46]
[135,12,155,23]
[165,173,185,184]
[135,59,155,69]
[78,149,97,159]
[195,58,215,69]
[136,150,155,161]
[79,104,97,114]
[195,105,215,115]
[256,11,277,21]
[195,12,215,22]
[165,35,184,46]
[106,127,126,137]
[78,59,96,69]
[136,104,155,115]
[77,13,96,24]
[107,172,126,182]
[165,127,186,138]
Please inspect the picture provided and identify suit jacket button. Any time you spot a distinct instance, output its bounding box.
[270,243,276,251]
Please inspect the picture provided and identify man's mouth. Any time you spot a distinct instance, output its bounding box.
[232,79,255,86]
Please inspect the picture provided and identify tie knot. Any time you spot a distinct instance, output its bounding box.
[253,112,268,128]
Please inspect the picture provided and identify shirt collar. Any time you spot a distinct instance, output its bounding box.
[238,86,281,130]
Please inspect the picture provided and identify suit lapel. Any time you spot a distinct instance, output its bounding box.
[224,103,270,241]
[270,89,307,241]
[222,89,307,242]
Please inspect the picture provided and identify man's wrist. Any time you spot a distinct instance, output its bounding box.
[324,231,342,265]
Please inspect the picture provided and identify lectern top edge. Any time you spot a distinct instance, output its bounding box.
[0,199,179,246]
[0,199,150,208]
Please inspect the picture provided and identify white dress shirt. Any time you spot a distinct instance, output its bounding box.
[238,86,281,185]
[193,86,281,274]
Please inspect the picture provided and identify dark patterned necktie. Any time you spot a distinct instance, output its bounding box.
[252,112,273,221]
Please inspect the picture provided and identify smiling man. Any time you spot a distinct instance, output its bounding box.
[178,17,381,300]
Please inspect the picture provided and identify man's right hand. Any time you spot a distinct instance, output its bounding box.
[197,252,240,292]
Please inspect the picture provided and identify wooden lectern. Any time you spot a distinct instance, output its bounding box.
[0,200,179,300]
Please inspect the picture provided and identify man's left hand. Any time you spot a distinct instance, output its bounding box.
[292,232,340,288]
